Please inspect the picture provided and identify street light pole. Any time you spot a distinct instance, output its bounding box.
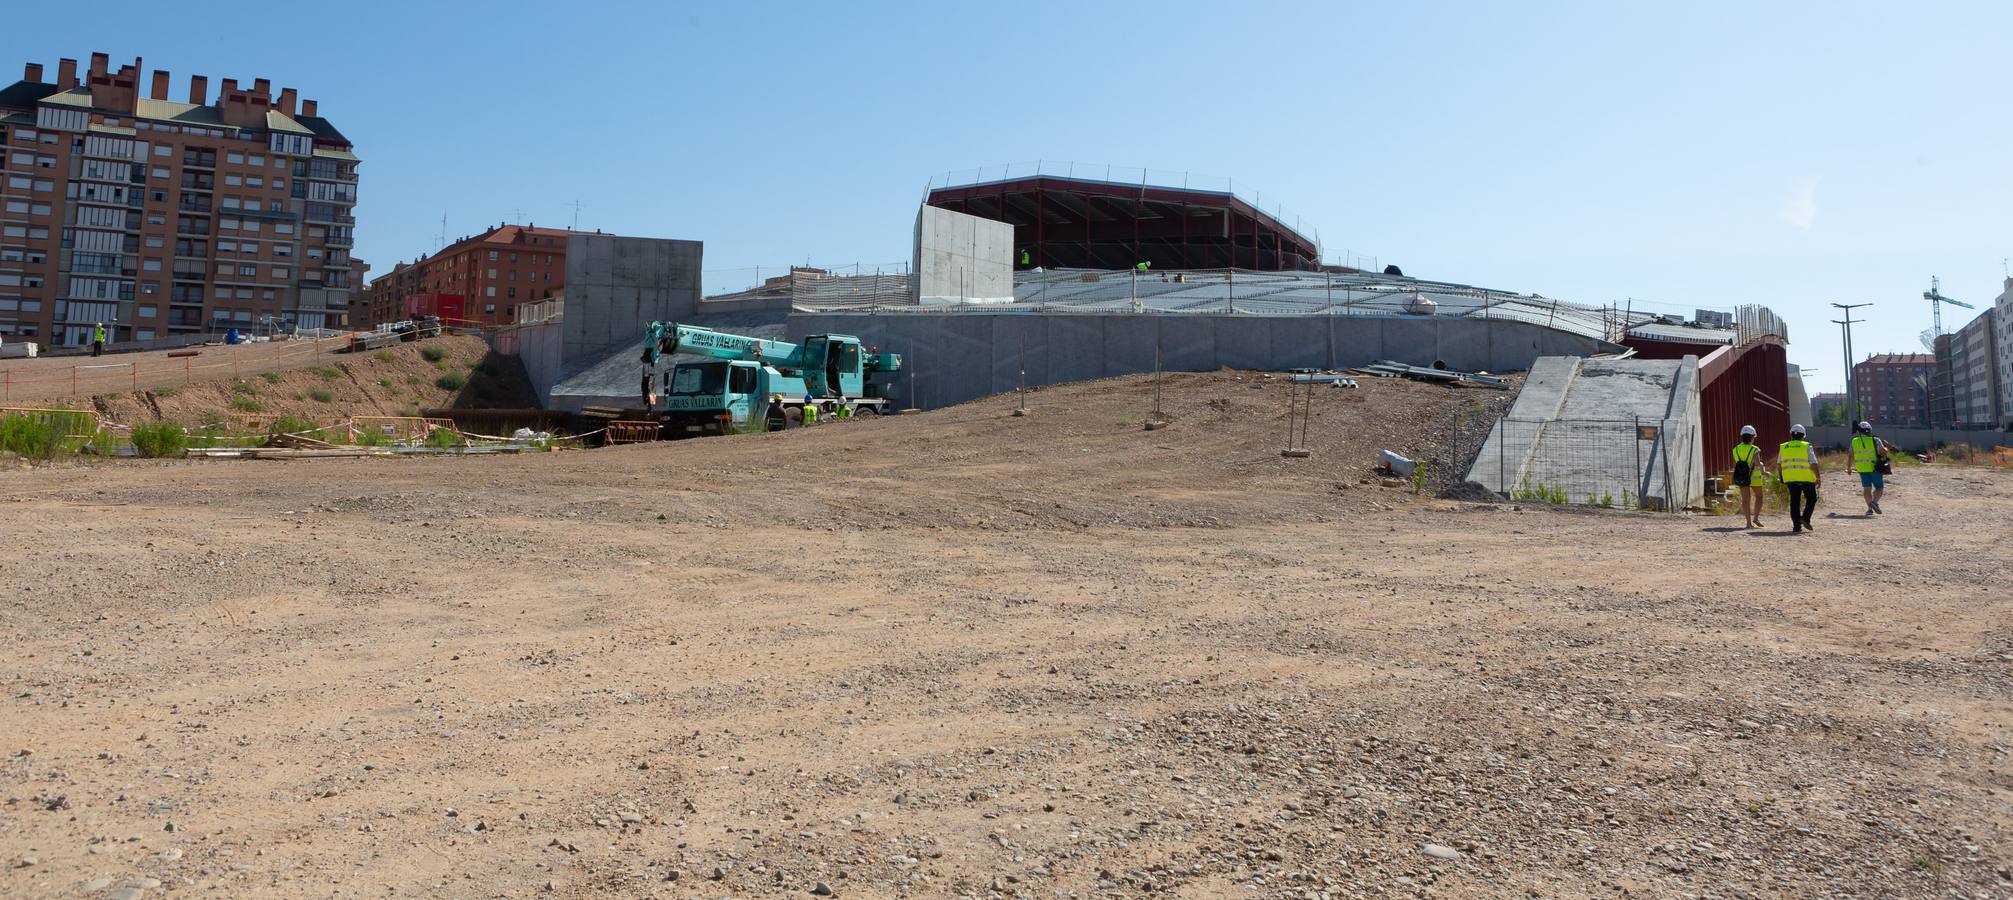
[1830,302,1871,426]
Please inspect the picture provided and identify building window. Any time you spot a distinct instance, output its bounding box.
[485,286,496,297]
[488,251,498,261]
[239,265,256,277]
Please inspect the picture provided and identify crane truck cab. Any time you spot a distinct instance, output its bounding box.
[641,322,902,436]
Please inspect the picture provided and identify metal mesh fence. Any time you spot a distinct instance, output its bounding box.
[1467,416,1698,511]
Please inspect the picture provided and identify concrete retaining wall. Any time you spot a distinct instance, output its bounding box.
[561,234,702,377]
[786,312,1615,411]
[498,321,564,403]
[1467,356,1706,509]
[912,206,1012,304]
[1807,425,2010,453]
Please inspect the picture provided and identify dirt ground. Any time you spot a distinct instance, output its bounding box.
[0,371,2007,899]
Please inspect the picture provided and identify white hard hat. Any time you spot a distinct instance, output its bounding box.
[1739,425,1756,436]
[1856,420,1872,431]
[1791,424,1806,435]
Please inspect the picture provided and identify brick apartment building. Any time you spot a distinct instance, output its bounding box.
[1852,353,1935,428]
[358,224,590,327]
[0,52,359,347]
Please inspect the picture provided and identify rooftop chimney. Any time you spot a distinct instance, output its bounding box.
[56,58,77,88]
[252,78,270,96]
[219,78,238,99]
[23,62,43,83]
[301,99,318,118]
[88,52,109,79]
[150,69,170,100]
[188,74,208,105]
[277,87,297,116]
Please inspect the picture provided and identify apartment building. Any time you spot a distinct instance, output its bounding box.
[1851,353,1935,428]
[0,53,358,347]
[1946,307,1999,428]
[1996,278,2013,428]
[358,224,589,327]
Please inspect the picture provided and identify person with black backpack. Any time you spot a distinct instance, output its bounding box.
[1732,424,1767,529]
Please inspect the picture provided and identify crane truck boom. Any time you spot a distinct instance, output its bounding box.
[640,322,902,436]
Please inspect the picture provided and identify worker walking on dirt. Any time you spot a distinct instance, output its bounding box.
[833,395,852,419]
[92,322,106,357]
[1733,425,1766,529]
[801,393,819,427]
[1777,424,1821,533]
[1851,421,1891,516]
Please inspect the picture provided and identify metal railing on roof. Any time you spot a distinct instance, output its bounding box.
[775,266,1661,343]
[927,161,1321,251]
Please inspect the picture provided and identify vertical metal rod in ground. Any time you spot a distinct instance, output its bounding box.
[1018,334,1026,414]
[1634,416,1643,510]
[1152,323,1163,423]
[1498,419,1506,497]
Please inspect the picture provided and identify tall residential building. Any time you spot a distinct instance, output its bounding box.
[0,53,358,348]
[1852,353,1935,428]
[1945,307,1999,428]
[358,224,589,327]
[1996,277,2013,428]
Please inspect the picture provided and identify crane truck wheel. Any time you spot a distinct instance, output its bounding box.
[852,405,878,417]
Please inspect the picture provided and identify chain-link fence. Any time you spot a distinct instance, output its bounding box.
[1453,414,1701,512]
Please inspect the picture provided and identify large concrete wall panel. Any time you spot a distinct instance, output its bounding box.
[789,311,1621,413]
[1044,316,1106,385]
[1102,316,1158,379]
[1158,316,1217,372]
[1378,318,1440,368]
[990,317,1048,398]
[1267,318,1329,370]
[560,235,702,378]
[913,206,1013,304]
[1331,318,1384,369]
[1214,316,1275,370]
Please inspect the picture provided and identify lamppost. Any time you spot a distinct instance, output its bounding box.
[1830,302,1871,425]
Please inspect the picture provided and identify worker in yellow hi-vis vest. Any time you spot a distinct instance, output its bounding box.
[1776,424,1821,534]
[1732,424,1766,529]
[1850,421,1890,516]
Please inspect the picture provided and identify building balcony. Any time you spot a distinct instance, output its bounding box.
[234,206,299,222]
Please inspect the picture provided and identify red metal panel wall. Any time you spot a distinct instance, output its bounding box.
[1695,339,1790,477]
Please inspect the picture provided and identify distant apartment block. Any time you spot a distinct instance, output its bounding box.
[1852,353,1935,429]
[358,224,593,327]
[1946,307,1999,428]
[1810,391,1848,424]
[0,53,358,346]
[1996,277,2013,428]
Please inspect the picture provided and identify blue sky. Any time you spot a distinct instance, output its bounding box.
[7,0,2009,391]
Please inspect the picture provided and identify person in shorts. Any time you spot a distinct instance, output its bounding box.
[1732,424,1766,528]
[1850,421,1891,515]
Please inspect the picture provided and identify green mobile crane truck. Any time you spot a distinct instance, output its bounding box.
[640,322,903,436]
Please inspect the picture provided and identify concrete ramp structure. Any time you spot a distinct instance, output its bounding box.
[1468,357,1705,510]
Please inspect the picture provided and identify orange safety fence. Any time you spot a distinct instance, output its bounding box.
[347,416,459,443]
[604,421,661,444]
[0,335,357,404]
